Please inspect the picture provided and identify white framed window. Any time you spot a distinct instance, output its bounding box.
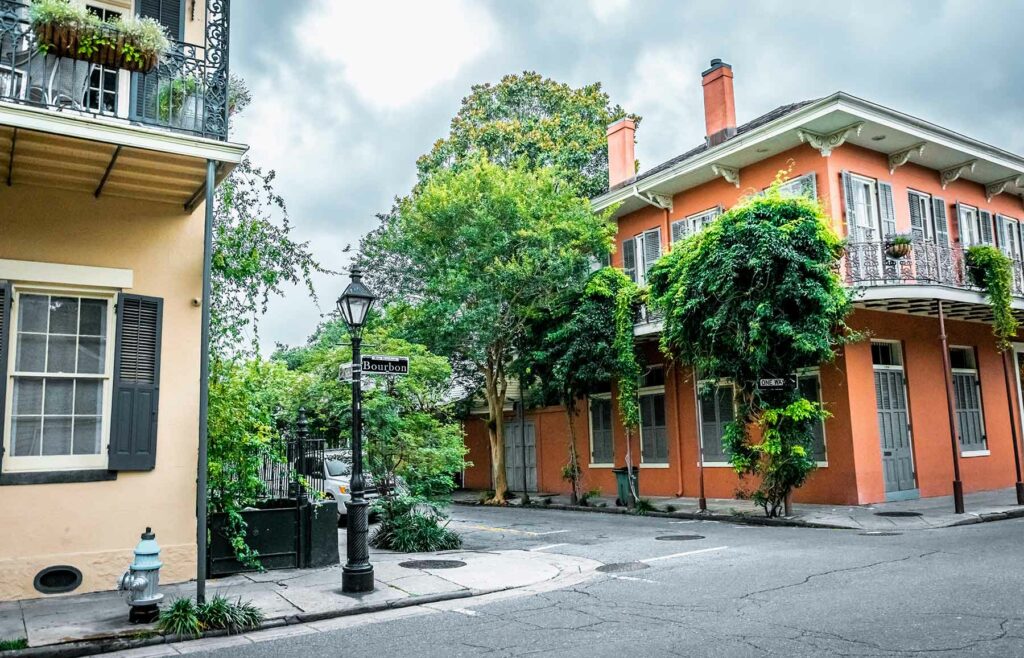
[697,378,735,466]
[588,393,614,467]
[639,367,668,466]
[777,173,817,200]
[950,346,988,456]
[671,207,722,244]
[908,190,937,242]
[871,340,903,369]
[848,174,881,241]
[996,214,1022,262]
[796,369,827,465]
[622,227,662,285]
[958,204,981,246]
[3,287,116,472]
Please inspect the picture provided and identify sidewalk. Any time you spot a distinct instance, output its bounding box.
[454,486,1024,531]
[0,548,598,656]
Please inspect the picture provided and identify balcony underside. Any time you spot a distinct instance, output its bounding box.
[856,286,1024,324]
[0,107,243,207]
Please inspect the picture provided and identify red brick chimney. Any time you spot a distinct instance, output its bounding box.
[702,58,737,146]
[606,117,636,188]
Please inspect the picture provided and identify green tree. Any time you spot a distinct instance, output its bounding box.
[416,71,639,199]
[367,159,614,503]
[518,267,640,503]
[647,180,854,516]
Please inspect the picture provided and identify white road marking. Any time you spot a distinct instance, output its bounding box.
[642,546,728,563]
[611,575,658,584]
[449,520,567,536]
[452,608,480,617]
[667,520,698,524]
[530,543,568,552]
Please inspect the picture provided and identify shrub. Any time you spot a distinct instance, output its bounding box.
[156,598,202,638]
[371,496,462,552]
[0,638,28,651]
[966,245,1018,350]
[634,498,657,515]
[663,504,677,513]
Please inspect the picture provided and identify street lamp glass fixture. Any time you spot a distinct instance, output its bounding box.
[337,268,376,330]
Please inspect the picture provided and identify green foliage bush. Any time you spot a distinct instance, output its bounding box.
[966,245,1018,350]
[647,177,854,516]
[370,496,462,552]
[156,596,263,637]
[156,598,202,637]
[0,638,28,651]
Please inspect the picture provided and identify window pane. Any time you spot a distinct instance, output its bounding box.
[13,378,43,414]
[49,297,78,334]
[18,294,48,332]
[73,417,101,455]
[11,417,41,456]
[16,333,46,371]
[77,337,105,374]
[47,335,77,373]
[43,379,74,415]
[75,380,102,415]
[41,417,72,455]
[79,299,107,336]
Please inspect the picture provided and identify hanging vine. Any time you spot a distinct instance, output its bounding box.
[966,245,1019,351]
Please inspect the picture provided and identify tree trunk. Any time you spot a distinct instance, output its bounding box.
[483,359,509,504]
[565,404,581,506]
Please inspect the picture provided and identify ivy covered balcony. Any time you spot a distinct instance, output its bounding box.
[0,0,230,141]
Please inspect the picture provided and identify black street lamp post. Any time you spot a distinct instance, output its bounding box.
[338,268,377,593]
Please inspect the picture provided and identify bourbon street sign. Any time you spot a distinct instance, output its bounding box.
[361,355,410,375]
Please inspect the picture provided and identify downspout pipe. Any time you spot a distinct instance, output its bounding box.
[196,158,216,603]
[938,300,965,514]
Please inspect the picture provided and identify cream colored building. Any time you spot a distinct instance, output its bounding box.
[0,0,246,600]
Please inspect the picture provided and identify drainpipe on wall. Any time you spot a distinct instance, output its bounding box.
[999,349,1024,504]
[196,158,216,603]
[937,300,965,514]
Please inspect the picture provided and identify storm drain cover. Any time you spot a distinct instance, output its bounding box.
[597,562,650,574]
[858,531,902,536]
[655,535,705,541]
[399,560,466,570]
[874,511,922,518]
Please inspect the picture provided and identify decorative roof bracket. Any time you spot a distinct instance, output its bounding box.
[985,175,1023,202]
[631,186,673,212]
[940,160,977,189]
[888,142,926,175]
[711,164,740,188]
[797,122,864,157]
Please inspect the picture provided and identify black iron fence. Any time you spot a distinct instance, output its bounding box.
[0,0,229,139]
[842,238,1024,297]
[260,431,326,502]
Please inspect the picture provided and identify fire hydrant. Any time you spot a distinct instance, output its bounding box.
[117,527,164,623]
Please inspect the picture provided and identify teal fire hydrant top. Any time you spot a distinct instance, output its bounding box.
[132,527,163,572]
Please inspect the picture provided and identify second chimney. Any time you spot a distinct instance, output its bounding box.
[606,118,636,188]
[702,58,737,146]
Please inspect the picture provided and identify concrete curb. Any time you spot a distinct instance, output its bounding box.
[452,499,850,529]
[454,499,1024,531]
[3,587,505,658]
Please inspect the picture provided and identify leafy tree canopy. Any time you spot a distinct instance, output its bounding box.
[648,181,854,515]
[416,71,639,199]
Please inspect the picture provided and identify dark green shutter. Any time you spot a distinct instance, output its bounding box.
[0,282,9,473]
[622,237,637,283]
[932,197,949,246]
[979,210,994,245]
[133,0,184,123]
[908,191,925,241]
[841,171,857,235]
[138,0,183,38]
[109,294,163,471]
[877,181,896,239]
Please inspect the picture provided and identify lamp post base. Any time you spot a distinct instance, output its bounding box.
[342,565,375,593]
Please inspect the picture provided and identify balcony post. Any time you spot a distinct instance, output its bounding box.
[1000,349,1024,504]
[937,300,965,513]
[203,0,231,139]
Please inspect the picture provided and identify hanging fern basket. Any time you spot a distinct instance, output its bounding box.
[34,22,160,74]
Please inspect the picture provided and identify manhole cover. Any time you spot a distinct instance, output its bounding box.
[655,535,705,541]
[874,511,922,518]
[597,562,650,574]
[858,531,902,536]
[399,560,466,570]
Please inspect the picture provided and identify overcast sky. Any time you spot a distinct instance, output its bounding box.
[229,0,1024,353]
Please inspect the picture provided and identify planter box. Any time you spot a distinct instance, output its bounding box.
[208,500,339,577]
[34,22,159,73]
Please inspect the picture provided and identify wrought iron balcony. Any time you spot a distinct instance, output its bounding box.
[0,0,230,140]
[842,239,1024,298]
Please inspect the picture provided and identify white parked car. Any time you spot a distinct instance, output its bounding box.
[321,453,380,522]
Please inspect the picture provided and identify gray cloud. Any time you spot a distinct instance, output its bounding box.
[229,0,1024,353]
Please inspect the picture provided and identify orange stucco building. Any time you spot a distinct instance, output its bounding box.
[463,59,1024,507]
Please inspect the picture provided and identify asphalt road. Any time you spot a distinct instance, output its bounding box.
[187,505,1024,657]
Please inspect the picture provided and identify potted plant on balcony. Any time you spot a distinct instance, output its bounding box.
[157,75,203,132]
[884,233,913,259]
[30,0,170,74]
[965,245,1019,350]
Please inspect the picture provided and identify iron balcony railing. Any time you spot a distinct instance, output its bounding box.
[842,238,1024,298]
[0,0,230,140]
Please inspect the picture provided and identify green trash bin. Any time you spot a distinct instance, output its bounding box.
[612,467,639,507]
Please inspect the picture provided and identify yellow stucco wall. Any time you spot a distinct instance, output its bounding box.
[0,184,204,600]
